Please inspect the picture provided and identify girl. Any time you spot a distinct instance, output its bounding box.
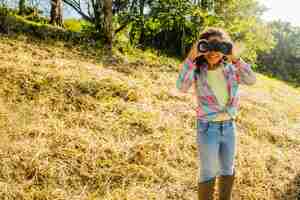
[176,27,256,200]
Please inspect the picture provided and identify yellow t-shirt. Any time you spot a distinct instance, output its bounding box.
[207,66,232,121]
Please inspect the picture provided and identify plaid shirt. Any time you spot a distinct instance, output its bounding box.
[176,57,256,122]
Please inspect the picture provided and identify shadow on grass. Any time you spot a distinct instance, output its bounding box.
[276,173,300,200]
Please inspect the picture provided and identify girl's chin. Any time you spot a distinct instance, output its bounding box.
[208,59,221,65]
[206,56,222,63]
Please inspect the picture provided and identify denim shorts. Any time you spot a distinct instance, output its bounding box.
[196,119,237,183]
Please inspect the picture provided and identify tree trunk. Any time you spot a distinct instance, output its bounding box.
[103,0,113,53]
[138,0,145,48]
[19,0,26,15]
[181,23,186,57]
[94,0,103,33]
[50,0,63,26]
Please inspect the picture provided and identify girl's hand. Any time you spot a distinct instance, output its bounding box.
[186,41,207,62]
[227,54,240,64]
[227,41,244,67]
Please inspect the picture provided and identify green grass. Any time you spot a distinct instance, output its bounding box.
[0,33,300,200]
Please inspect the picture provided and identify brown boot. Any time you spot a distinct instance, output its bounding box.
[217,171,235,200]
[197,177,216,200]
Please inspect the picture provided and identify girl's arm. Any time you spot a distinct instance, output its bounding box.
[232,58,257,85]
[176,58,197,93]
[176,41,203,93]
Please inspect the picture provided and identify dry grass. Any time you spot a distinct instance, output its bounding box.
[0,33,300,200]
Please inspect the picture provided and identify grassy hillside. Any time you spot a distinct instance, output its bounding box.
[0,33,300,200]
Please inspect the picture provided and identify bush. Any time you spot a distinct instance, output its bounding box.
[64,19,83,32]
[0,6,18,16]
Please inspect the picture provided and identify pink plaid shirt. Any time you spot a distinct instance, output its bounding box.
[176,57,256,122]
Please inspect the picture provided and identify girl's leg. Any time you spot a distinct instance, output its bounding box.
[196,120,221,183]
[219,120,236,175]
[218,120,236,200]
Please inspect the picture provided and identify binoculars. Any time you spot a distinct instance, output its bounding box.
[197,39,233,55]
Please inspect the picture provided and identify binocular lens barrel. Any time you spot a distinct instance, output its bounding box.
[197,40,232,55]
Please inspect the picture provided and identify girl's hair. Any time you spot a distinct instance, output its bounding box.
[199,27,232,43]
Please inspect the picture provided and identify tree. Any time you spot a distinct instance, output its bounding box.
[19,0,26,15]
[62,0,134,54]
[60,0,274,60]
[257,21,300,86]
[62,0,130,34]
[50,0,63,26]
[103,0,113,51]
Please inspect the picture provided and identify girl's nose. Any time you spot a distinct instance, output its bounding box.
[209,51,218,54]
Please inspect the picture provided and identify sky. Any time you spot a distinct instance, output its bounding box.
[260,0,300,26]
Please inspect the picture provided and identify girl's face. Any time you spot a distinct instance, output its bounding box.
[204,36,224,66]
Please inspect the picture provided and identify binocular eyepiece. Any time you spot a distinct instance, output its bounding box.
[197,39,233,55]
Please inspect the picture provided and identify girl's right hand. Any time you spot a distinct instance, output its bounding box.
[186,42,206,62]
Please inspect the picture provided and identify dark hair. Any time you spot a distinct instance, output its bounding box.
[199,27,232,43]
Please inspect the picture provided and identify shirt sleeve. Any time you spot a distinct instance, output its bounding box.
[176,58,197,93]
[233,58,257,85]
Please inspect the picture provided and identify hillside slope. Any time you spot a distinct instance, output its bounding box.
[0,34,300,200]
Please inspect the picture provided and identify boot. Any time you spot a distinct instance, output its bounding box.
[217,171,235,200]
[197,177,216,200]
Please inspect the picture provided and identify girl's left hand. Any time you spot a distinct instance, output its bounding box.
[227,54,239,63]
[227,53,240,66]
[227,41,245,69]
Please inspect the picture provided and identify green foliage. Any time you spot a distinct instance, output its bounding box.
[1,0,292,77]
[0,13,93,44]
[199,0,275,62]
[0,5,18,16]
[24,15,48,24]
[136,0,200,56]
[19,5,43,16]
[257,21,300,86]
[123,0,275,60]
[64,19,88,32]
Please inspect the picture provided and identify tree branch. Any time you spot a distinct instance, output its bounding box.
[62,0,93,22]
[114,21,129,34]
